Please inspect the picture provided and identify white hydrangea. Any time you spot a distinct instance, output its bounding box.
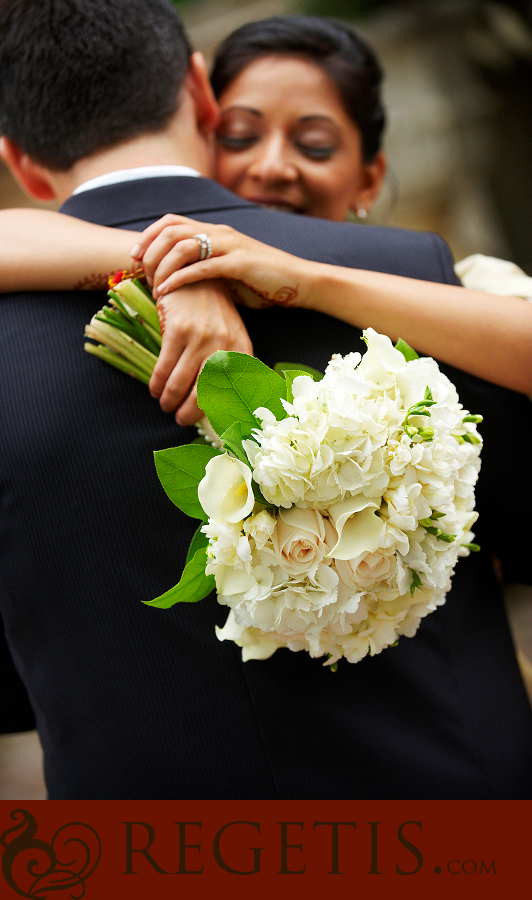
[202,329,482,666]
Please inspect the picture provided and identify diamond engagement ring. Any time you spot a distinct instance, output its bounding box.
[192,232,212,261]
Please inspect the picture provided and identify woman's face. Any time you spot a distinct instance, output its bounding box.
[215,55,385,222]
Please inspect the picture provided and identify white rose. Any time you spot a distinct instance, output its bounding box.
[198,453,255,524]
[272,507,337,577]
[336,548,397,590]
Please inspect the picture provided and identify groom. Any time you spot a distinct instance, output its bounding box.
[0,0,530,799]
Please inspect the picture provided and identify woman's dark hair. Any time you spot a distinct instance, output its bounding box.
[0,0,191,171]
[210,16,385,162]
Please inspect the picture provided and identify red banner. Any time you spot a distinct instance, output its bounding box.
[0,800,528,899]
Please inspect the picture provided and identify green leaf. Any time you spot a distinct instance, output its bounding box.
[409,568,424,597]
[153,443,221,519]
[395,338,419,361]
[197,351,287,437]
[274,361,324,381]
[185,524,209,566]
[219,422,253,466]
[143,546,214,607]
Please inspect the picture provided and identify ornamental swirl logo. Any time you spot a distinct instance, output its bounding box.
[1,809,101,898]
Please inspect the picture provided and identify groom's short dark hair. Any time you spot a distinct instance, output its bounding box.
[0,0,191,171]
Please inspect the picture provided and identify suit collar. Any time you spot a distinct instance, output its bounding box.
[60,175,255,227]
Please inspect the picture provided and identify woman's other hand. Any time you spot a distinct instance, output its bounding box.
[150,278,253,427]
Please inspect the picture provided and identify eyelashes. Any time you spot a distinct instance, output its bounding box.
[295,143,336,160]
[216,134,258,150]
[216,132,337,161]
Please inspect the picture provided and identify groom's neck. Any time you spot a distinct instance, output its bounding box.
[47,113,215,204]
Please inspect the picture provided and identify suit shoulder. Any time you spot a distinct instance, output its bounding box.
[219,207,460,286]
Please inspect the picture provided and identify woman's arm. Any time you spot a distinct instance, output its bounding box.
[0,209,255,426]
[135,215,532,396]
[0,208,137,291]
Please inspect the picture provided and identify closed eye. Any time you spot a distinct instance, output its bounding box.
[216,134,258,150]
[296,143,336,160]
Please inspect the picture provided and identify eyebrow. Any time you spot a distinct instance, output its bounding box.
[220,108,337,126]
[299,115,336,125]
[220,106,262,117]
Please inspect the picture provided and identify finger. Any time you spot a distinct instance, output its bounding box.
[131,214,204,259]
[142,231,201,283]
[175,384,202,427]
[153,235,243,294]
[150,240,214,296]
[157,346,199,413]
[154,258,226,295]
[148,336,185,400]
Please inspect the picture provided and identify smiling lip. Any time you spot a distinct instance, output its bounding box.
[246,196,303,213]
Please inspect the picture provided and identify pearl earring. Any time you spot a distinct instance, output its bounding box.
[356,206,368,220]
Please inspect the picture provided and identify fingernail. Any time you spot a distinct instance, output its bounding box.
[157,280,169,296]
[130,243,142,259]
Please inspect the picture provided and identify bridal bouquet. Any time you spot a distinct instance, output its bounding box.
[84,277,482,667]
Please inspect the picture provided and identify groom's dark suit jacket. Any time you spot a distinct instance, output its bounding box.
[1,176,531,799]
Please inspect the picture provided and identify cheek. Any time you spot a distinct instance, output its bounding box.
[304,164,355,219]
[215,148,250,191]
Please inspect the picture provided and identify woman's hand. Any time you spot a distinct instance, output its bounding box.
[150,278,253,426]
[131,214,310,310]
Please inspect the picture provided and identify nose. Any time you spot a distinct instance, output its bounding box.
[248,133,298,184]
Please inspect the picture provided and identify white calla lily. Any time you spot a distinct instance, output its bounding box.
[328,495,385,560]
[198,454,255,523]
[362,327,407,372]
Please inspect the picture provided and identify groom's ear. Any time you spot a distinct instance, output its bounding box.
[186,51,220,135]
[0,137,57,201]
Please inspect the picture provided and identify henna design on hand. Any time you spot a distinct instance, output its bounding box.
[226,279,299,309]
[156,298,167,336]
